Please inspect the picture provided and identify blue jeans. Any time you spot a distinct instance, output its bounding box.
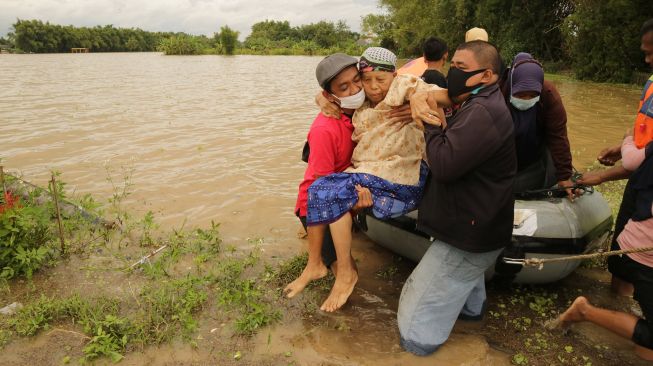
[397,240,503,356]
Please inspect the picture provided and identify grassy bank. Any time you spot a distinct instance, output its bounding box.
[0,165,644,366]
[0,169,313,364]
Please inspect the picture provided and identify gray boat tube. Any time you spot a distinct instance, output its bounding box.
[360,188,613,284]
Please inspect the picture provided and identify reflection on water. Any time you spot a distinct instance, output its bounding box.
[0,53,643,364]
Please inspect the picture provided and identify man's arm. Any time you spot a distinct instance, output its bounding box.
[578,165,632,186]
[540,82,573,182]
[425,104,504,182]
[412,89,452,109]
[315,92,341,119]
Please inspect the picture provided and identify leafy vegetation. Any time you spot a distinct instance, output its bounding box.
[242,19,365,56]
[217,25,239,55]
[0,200,51,279]
[4,2,652,81]
[0,171,294,363]
[157,35,206,55]
[10,19,177,53]
[367,0,651,83]
[563,0,651,82]
[0,176,55,280]
[5,18,364,56]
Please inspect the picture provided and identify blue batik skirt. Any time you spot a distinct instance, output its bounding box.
[306,161,428,226]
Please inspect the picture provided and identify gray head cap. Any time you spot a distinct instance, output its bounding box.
[316,53,358,90]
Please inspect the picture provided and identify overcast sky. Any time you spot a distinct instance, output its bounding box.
[0,0,382,39]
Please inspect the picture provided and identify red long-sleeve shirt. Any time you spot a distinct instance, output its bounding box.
[295,113,355,217]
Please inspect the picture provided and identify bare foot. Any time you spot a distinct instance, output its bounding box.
[320,267,358,312]
[284,263,328,298]
[556,296,589,328]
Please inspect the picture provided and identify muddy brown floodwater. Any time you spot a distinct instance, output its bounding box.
[0,53,645,365]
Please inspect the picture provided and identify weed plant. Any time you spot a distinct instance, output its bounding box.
[0,170,293,363]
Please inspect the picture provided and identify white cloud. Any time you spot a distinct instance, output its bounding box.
[0,0,383,39]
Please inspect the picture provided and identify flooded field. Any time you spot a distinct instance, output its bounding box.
[0,53,642,241]
[0,53,647,365]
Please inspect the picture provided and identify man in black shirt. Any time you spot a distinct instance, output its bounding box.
[420,37,448,88]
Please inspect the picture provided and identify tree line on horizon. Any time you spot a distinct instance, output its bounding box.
[0,18,364,57]
[1,0,651,83]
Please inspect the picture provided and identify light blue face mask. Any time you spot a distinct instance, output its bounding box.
[510,95,540,111]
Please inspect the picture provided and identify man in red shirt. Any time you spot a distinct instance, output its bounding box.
[287,54,372,298]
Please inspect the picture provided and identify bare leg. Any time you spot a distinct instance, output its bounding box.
[330,254,357,278]
[611,275,634,297]
[555,297,653,361]
[557,296,638,338]
[635,345,653,361]
[284,224,328,298]
[320,213,358,312]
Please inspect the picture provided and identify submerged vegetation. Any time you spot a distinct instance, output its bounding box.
[0,168,306,363]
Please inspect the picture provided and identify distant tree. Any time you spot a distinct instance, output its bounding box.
[245,20,297,44]
[158,34,204,55]
[361,14,397,50]
[125,37,139,51]
[367,0,647,82]
[10,19,177,53]
[563,0,651,82]
[218,25,239,55]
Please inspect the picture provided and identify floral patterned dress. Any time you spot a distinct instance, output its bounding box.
[306,74,442,226]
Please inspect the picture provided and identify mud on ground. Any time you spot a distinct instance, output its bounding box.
[1,228,650,366]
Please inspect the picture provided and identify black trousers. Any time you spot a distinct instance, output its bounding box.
[608,252,653,349]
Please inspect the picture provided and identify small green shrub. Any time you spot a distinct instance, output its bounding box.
[157,35,205,55]
[82,315,130,363]
[0,197,53,279]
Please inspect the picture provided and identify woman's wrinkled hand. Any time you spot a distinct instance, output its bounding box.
[351,185,373,212]
[410,91,444,128]
[315,91,341,119]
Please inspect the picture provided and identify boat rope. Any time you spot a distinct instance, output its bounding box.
[504,246,653,270]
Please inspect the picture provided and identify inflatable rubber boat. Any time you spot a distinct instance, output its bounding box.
[360,186,613,284]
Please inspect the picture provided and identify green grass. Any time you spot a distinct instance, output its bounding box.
[0,172,290,362]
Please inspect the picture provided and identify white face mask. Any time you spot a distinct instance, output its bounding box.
[334,88,365,110]
[510,95,540,111]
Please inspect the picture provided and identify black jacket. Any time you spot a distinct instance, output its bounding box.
[417,84,516,253]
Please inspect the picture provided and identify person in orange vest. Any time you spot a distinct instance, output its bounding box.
[635,68,653,149]
[558,18,653,361]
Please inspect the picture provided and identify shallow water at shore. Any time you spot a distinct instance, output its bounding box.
[0,53,645,365]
